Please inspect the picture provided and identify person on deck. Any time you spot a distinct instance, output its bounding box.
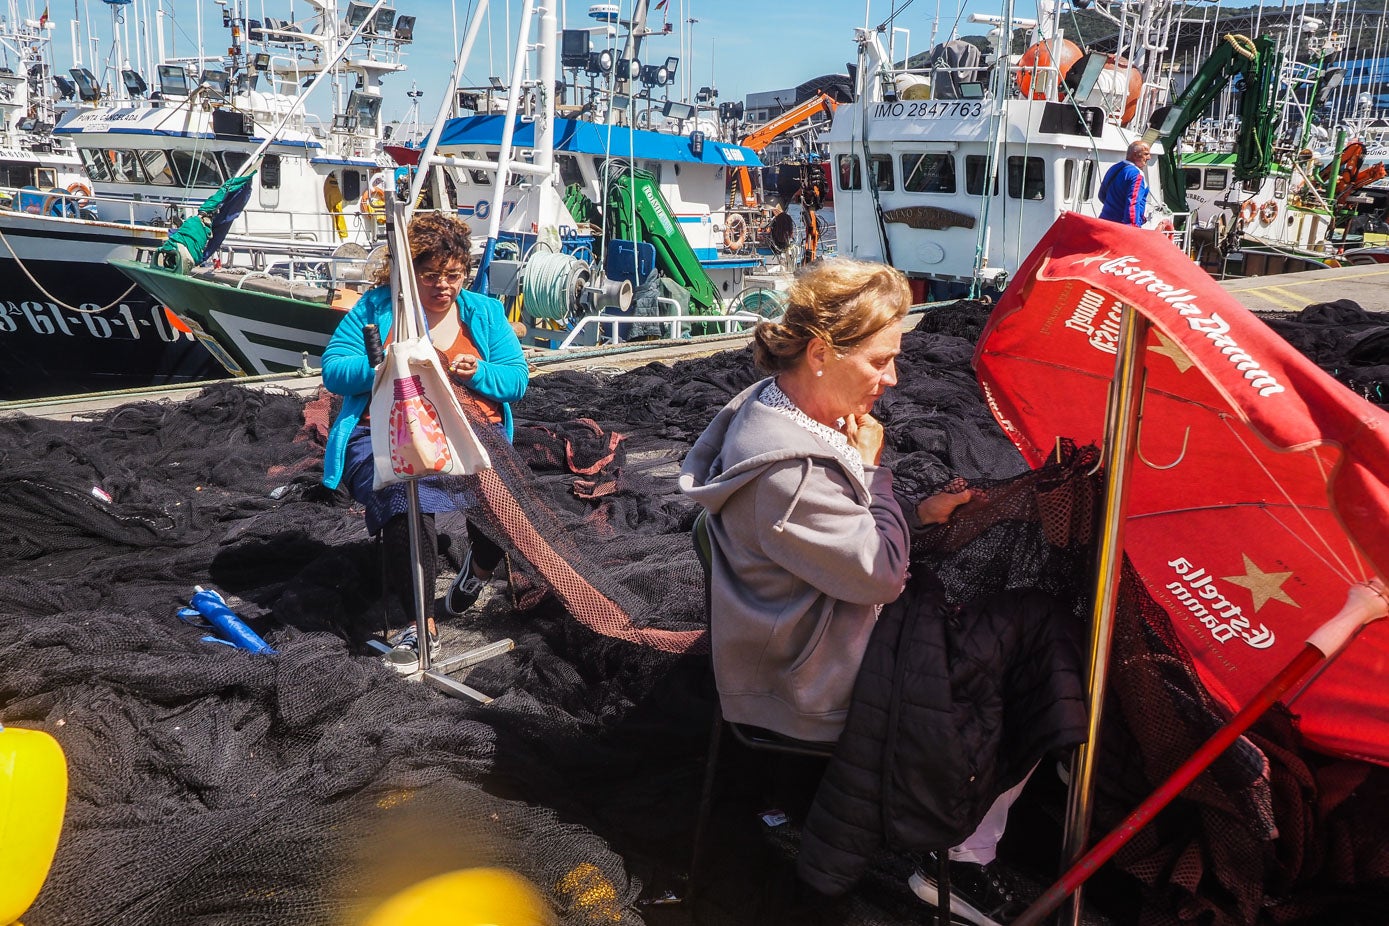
[1099,141,1152,226]
[321,212,528,672]
[678,258,1086,926]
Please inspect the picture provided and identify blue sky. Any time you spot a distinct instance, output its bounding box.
[68,0,1007,123]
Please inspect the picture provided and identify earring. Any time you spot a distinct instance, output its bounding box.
[815,369,823,378]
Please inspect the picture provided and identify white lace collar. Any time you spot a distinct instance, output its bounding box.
[759,379,867,491]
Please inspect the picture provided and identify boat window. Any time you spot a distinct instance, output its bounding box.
[1274,176,1288,198]
[35,167,57,190]
[903,153,956,194]
[342,170,363,201]
[466,150,490,184]
[107,149,150,184]
[261,153,282,189]
[1203,169,1228,191]
[964,155,998,196]
[865,154,893,191]
[1081,160,1096,199]
[220,150,251,177]
[170,150,224,187]
[1241,177,1261,194]
[1183,168,1201,191]
[557,154,584,189]
[78,148,113,183]
[0,160,33,186]
[139,149,178,186]
[1006,156,1045,200]
[837,154,861,191]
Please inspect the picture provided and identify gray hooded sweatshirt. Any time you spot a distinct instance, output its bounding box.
[679,378,911,742]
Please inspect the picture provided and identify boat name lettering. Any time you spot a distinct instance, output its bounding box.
[882,205,975,231]
[1095,254,1286,397]
[642,186,675,235]
[0,301,191,342]
[1062,287,1123,354]
[871,100,986,119]
[1166,558,1276,649]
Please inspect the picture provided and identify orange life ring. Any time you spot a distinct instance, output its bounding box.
[723,213,748,252]
[1259,200,1279,224]
[65,182,92,207]
[1239,201,1257,225]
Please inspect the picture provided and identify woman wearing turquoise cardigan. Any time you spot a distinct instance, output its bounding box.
[321,212,528,670]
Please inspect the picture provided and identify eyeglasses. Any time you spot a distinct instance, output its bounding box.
[417,269,466,286]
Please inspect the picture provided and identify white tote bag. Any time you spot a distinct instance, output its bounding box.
[369,206,490,490]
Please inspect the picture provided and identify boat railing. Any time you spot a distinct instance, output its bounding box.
[1161,211,1193,255]
[555,299,762,350]
[0,186,170,229]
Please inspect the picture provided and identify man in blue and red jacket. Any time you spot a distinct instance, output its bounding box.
[1099,141,1152,225]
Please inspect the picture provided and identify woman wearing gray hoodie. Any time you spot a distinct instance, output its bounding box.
[678,259,969,743]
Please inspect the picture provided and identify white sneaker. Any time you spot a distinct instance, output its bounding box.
[384,625,440,674]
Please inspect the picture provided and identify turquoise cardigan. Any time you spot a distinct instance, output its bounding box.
[320,286,529,490]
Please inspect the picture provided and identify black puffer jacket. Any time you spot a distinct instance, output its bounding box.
[797,570,1089,895]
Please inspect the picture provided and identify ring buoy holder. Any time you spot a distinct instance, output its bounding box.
[1258,200,1279,224]
[41,182,92,218]
[723,213,748,252]
[360,187,387,223]
[1239,200,1257,225]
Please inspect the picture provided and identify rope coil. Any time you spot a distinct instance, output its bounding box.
[523,251,589,321]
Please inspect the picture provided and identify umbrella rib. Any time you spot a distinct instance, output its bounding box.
[1217,416,1361,583]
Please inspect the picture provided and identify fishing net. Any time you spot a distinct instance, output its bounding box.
[2,301,1388,926]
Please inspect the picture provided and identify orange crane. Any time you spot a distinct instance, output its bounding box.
[733,91,839,209]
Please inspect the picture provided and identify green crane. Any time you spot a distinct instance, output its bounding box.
[604,164,720,313]
[1142,33,1281,221]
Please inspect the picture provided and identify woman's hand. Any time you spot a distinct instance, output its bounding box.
[448,352,480,380]
[843,413,885,466]
[916,487,974,525]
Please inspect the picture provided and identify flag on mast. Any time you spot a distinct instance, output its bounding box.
[38,4,49,26]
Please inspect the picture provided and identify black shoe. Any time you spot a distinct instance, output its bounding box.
[444,550,487,616]
[909,858,1035,926]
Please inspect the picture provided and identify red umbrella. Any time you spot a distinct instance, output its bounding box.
[973,213,1389,921]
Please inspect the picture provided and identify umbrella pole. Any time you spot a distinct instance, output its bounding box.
[1058,306,1150,926]
[1016,580,1388,926]
[405,482,432,671]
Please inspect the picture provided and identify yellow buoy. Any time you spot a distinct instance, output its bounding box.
[0,724,68,926]
[362,867,554,926]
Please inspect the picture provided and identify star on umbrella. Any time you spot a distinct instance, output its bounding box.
[1223,555,1299,611]
[1074,252,1111,267]
[1148,330,1195,373]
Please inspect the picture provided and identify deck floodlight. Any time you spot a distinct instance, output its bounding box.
[616,57,641,81]
[561,29,590,68]
[156,63,191,97]
[664,57,679,82]
[718,101,743,121]
[393,14,415,40]
[371,7,396,33]
[344,1,371,28]
[585,49,613,75]
[121,68,148,97]
[639,64,668,87]
[456,89,480,110]
[663,100,695,120]
[689,130,705,158]
[489,75,506,90]
[253,52,272,70]
[52,74,76,99]
[696,85,716,103]
[69,67,101,102]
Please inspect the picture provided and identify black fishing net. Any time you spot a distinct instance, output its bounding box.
[2,300,1388,926]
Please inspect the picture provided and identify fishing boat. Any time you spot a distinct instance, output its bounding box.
[0,0,410,398]
[111,0,779,375]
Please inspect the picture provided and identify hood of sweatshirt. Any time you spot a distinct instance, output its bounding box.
[678,378,872,522]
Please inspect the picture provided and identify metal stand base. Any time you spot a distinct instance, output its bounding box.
[368,636,515,703]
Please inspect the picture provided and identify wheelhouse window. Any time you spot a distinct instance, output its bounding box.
[1203,169,1228,191]
[107,149,150,184]
[902,153,957,193]
[1274,176,1288,198]
[220,150,251,178]
[965,155,998,196]
[1183,168,1201,191]
[557,154,584,189]
[868,154,893,191]
[837,154,862,191]
[260,153,282,189]
[171,150,224,187]
[1006,156,1045,200]
[77,148,113,182]
[139,149,177,186]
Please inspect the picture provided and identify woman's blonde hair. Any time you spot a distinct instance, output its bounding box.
[752,259,911,372]
[368,211,473,286]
